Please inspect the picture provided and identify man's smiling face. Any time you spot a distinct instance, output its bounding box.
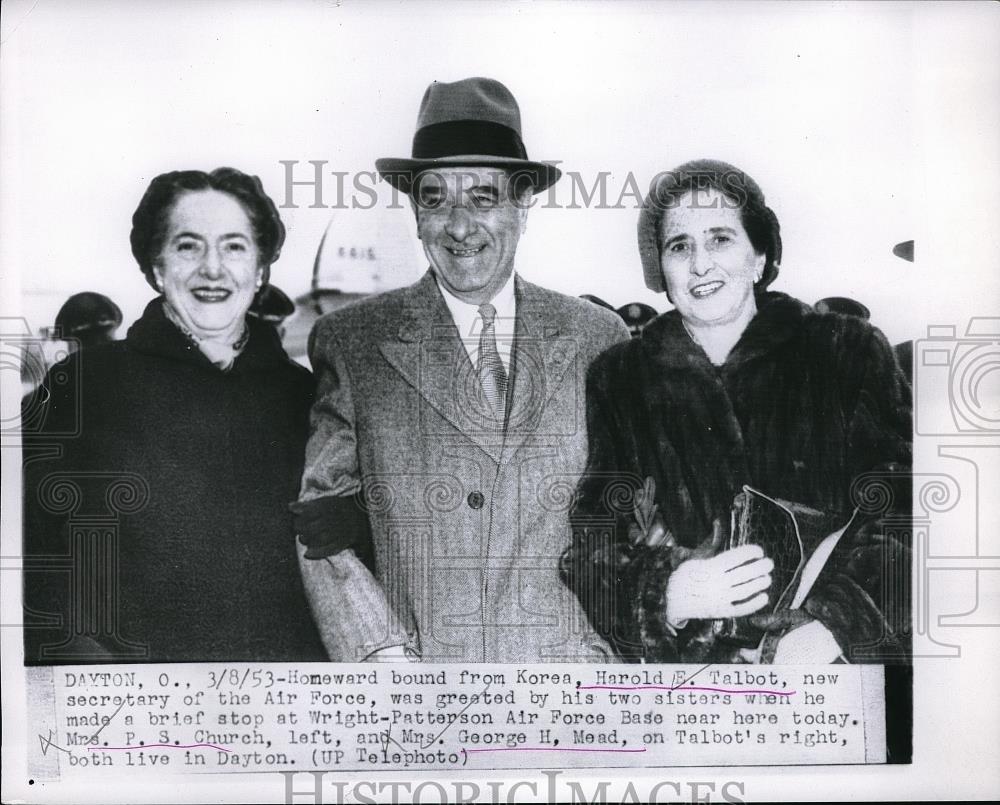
[413,166,529,305]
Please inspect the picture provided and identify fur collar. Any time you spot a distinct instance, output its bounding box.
[639,291,811,371]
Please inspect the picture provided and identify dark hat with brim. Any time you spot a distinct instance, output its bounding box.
[616,302,659,335]
[55,292,123,336]
[376,77,561,195]
[249,284,295,324]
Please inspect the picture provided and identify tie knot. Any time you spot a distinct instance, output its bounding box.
[478,303,497,327]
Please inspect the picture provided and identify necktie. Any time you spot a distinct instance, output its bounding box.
[476,303,508,426]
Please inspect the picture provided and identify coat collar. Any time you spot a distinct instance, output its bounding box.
[640,291,811,371]
[126,297,293,374]
[379,270,573,464]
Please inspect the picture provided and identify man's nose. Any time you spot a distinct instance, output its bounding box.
[444,205,477,241]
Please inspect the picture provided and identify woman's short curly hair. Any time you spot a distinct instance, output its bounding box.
[130,167,285,291]
[637,159,782,294]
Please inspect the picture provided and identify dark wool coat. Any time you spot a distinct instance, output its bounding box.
[22,298,325,663]
[561,292,912,664]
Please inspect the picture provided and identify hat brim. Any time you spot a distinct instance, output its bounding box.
[375,156,561,195]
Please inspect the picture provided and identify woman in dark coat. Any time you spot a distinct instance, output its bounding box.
[562,160,911,666]
[23,168,325,663]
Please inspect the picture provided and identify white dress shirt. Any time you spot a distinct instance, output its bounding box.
[434,270,516,374]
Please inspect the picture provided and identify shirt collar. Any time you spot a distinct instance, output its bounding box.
[433,270,517,339]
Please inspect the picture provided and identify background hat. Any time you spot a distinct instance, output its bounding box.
[375,77,561,195]
[249,284,296,324]
[814,296,871,320]
[55,292,123,336]
[579,293,616,312]
[616,301,659,337]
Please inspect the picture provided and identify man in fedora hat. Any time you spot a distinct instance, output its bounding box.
[292,77,628,662]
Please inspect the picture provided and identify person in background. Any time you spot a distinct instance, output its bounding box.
[20,293,123,395]
[23,167,324,663]
[814,296,870,320]
[562,159,911,666]
[814,295,913,384]
[616,302,658,337]
[55,292,124,353]
[249,283,296,340]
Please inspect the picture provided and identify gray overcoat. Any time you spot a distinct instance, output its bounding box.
[295,270,629,661]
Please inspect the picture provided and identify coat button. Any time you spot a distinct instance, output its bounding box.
[467,491,485,509]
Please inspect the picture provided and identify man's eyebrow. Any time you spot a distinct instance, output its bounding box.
[705,226,737,234]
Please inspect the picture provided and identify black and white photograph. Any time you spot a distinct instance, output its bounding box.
[2,0,998,802]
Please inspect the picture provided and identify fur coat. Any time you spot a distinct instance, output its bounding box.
[561,291,912,663]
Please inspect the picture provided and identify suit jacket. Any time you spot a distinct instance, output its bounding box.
[295,270,630,661]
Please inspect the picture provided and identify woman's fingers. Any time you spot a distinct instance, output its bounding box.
[726,556,774,586]
[729,571,772,599]
[729,591,769,617]
[666,549,775,622]
[713,543,765,569]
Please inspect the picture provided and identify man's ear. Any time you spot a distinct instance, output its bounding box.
[408,196,422,240]
[518,191,531,234]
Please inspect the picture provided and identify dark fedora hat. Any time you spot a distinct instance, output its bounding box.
[375,77,561,195]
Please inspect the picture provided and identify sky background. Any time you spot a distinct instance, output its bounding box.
[2,0,997,348]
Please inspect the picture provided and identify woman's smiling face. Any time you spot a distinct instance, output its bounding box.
[659,188,765,328]
[153,190,262,338]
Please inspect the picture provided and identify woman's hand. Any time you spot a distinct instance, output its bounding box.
[772,620,843,663]
[751,611,845,663]
[666,544,773,624]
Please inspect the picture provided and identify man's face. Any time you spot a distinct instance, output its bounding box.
[412,167,529,305]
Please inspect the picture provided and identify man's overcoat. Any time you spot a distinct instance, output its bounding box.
[296,270,629,661]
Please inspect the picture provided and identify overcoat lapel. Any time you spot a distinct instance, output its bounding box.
[500,279,577,464]
[378,272,504,463]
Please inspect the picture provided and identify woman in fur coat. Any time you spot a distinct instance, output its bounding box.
[561,160,911,665]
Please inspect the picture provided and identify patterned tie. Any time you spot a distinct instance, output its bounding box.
[477,302,508,427]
